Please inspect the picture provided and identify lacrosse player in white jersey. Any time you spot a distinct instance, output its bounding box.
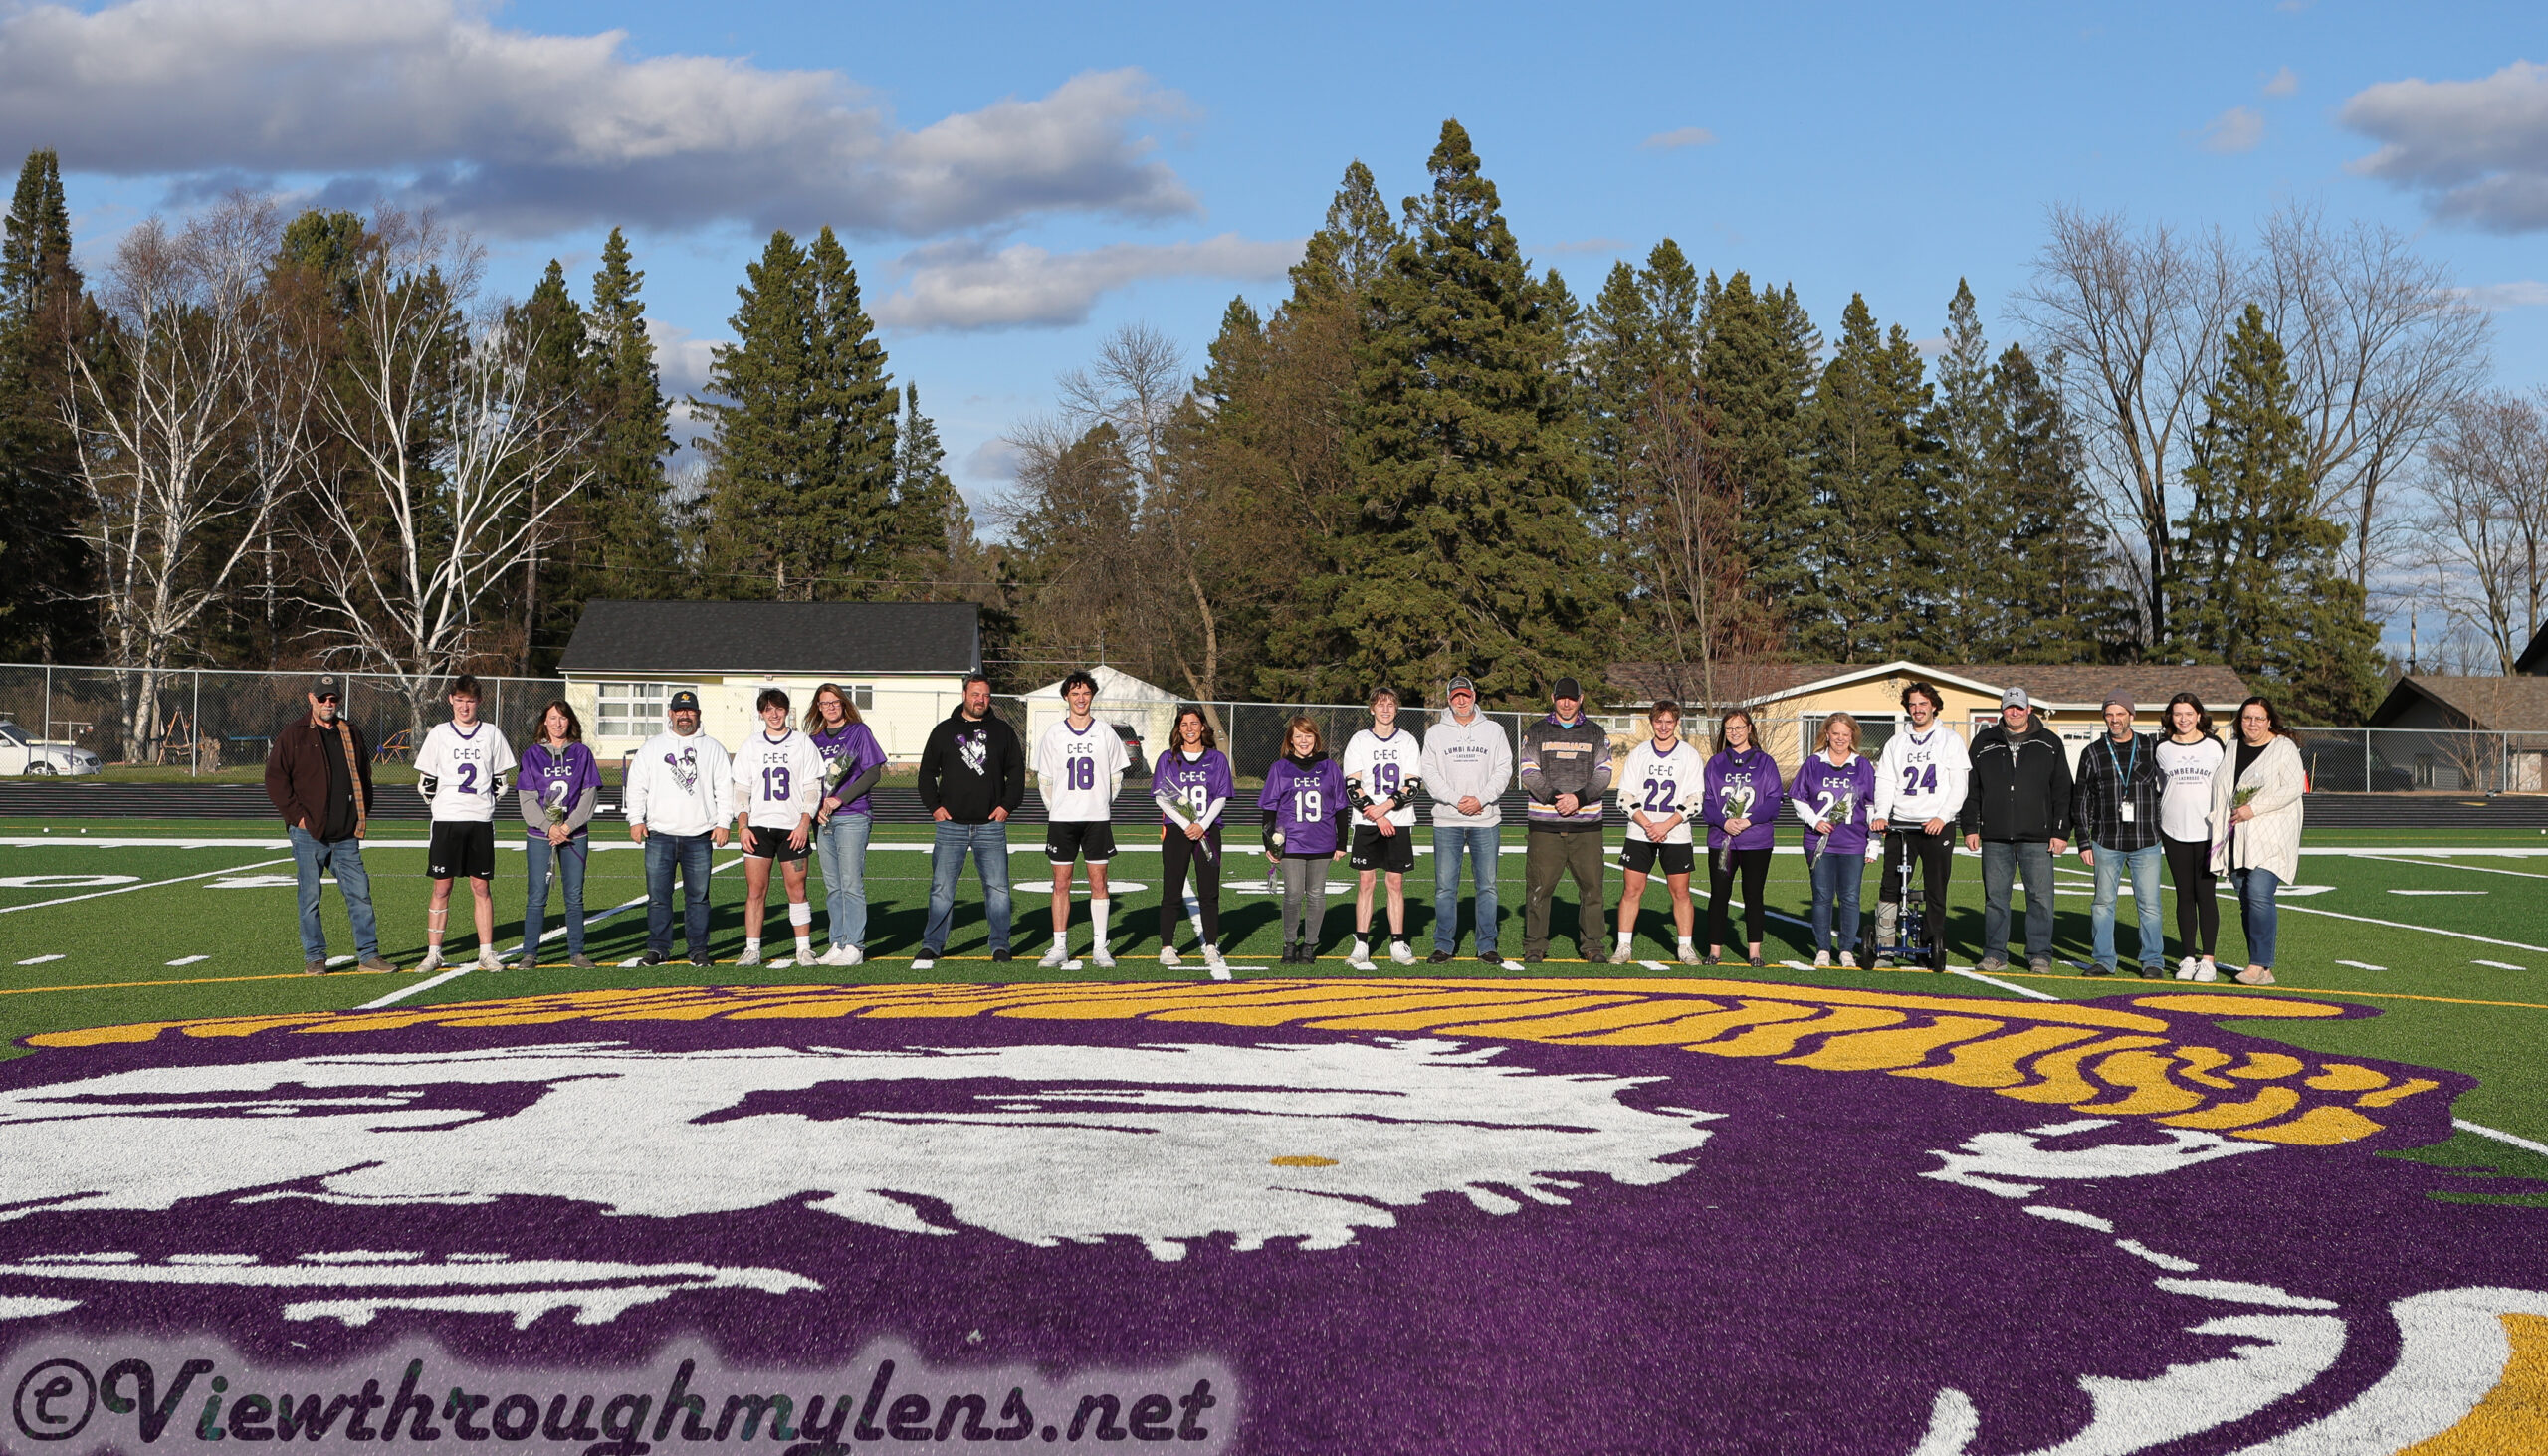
[1032,670,1130,968]
[1614,700,1703,965]
[1341,685,1423,969]
[1867,681,1970,971]
[414,675,518,972]
[731,687,826,967]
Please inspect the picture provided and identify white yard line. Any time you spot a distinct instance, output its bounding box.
[2352,853,2548,880]
[14,953,65,965]
[2454,1119,2548,1160]
[1951,967,2061,1001]
[358,967,473,1009]
[0,857,295,915]
[164,954,208,966]
[2228,897,2548,956]
[2471,959,2529,971]
[2334,959,2388,971]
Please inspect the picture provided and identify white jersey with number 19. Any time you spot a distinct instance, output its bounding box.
[1341,727,1421,828]
[1034,719,1129,823]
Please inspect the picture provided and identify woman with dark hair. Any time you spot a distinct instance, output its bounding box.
[1258,716,1350,964]
[2209,695,2304,986]
[806,683,887,965]
[1700,709,1786,968]
[517,700,599,969]
[1152,707,1234,978]
[2157,693,2225,980]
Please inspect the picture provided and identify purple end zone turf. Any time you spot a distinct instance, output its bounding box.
[0,979,2543,1454]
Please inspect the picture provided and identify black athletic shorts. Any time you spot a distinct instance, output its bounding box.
[1349,821,1416,874]
[426,820,495,880]
[1617,837,1695,876]
[1045,820,1117,864]
[743,823,812,863]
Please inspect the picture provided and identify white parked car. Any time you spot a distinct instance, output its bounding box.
[0,721,103,775]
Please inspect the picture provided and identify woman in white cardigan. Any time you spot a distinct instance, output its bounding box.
[2209,696,2305,986]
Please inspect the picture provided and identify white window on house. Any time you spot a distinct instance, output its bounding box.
[848,684,874,711]
[597,682,674,738]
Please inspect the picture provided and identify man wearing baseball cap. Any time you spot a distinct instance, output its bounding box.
[265,674,397,975]
[2071,691,2168,977]
[624,688,733,967]
[1419,675,1515,965]
[1518,675,1613,962]
[1961,687,2072,974]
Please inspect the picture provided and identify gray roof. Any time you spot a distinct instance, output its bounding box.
[2371,675,2548,732]
[559,600,980,676]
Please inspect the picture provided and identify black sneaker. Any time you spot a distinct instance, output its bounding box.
[688,952,713,968]
[2131,961,2160,979]
[990,948,1013,963]
[640,949,668,967]
[1427,948,1454,964]
[1748,952,1765,969]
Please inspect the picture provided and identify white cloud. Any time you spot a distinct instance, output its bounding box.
[1640,126,1717,151]
[2453,280,2548,309]
[871,234,1302,332]
[0,0,1196,237]
[962,437,1025,483]
[2262,66,2300,98]
[2198,105,2265,154]
[1546,237,1627,256]
[645,318,725,401]
[2342,61,2548,232]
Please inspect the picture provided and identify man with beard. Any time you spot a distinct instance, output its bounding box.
[265,674,397,975]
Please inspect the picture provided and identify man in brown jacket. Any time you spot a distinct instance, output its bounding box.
[265,675,396,975]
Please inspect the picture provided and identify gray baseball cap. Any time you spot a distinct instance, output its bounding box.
[1447,676,1477,698]
[2000,688,2031,710]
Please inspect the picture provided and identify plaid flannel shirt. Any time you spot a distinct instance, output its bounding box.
[2071,731,2165,853]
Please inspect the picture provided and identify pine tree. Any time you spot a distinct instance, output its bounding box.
[1800,294,1937,662]
[1697,271,1819,635]
[1290,119,1613,702]
[581,227,676,596]
[888,382,959,586]
[2171,304,2384,723]
[1927,280,1997,659]
[1288,159,1397,304]
[806,226,899,594]
[499,260,588,668]
[0,148,99,660]
[1989,343,2133,662]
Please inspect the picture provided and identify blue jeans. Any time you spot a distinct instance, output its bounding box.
[288,826,378,960]
[1808,847,1863,953]
[925,819,1012,954]
[2231,866,2281,967]
[2089,840,2165,971]
[1979,839,2056,963]
[1431,824,1502,954]
[524,831,589,956]
[814,812,874,951]
[644,831,715,956]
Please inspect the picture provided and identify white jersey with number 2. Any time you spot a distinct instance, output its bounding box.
[1617,738,1701,844]
[415,722,517,824]
[732,728,825,830]
[1034,719,1129,823]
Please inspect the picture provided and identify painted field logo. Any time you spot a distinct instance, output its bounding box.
[1,978,2544,1454]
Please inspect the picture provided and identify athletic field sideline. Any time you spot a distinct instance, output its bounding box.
[3,815,2542,1196]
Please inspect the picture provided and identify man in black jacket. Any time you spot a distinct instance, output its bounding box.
[915,674,1026,969]
[2072,692,2168,978]
[1961,688,2072,974]
[264,675,397,976]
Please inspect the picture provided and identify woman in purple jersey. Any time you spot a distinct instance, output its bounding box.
[1701,710,1787,968]
[1791,713,1877,969]
[1152,707,1236,978]
[517,701,601,969]
[805,683,889,966]
[1258,716,1350,965]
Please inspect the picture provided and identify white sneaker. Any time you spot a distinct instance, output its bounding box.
[1091,948,1115,969]
[1679,945,1702,966]
[1813,951,1832,968]
[819,944,862,966]
[1161,946,1181,968]
[735,945,764,967]
[474,949,505,972]
[1038,945,1069,969]
[1204,947,1230,981]
[417,948,446,973]
[2175,956,2199,980]
[1348,942,1377,971]
[1838,951,1859,969]
[1389,940,1416,965]
[2193,963,2219,982]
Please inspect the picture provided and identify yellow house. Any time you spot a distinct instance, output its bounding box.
[558,600,981,766]
[1607,660,2253,767]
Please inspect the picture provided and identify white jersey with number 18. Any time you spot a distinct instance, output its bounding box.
[1034,719,1129,823]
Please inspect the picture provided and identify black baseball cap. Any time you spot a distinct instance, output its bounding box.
[310,674,341,698]
[1553,677,1583,701]
[669,689,702,712]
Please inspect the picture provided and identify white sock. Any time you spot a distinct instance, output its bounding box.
[744,936,760,952]
[1091,898,1110,946]
[1616,932,1633,956]
[1678,936,1696,952]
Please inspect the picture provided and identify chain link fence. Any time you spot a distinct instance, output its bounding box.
[4,662,2543,792]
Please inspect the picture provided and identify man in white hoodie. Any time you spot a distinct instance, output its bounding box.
[624,689,734,968]
[1419,676,1515,967]
[1866,681,1969,972]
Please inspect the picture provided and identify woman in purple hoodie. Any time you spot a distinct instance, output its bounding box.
[1791,713,1877,969]
[1701,710,1786,968]
[1258,716,1350,965]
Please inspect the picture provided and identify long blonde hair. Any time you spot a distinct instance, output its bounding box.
[1820,712,1860,755]
[804,682,862,733]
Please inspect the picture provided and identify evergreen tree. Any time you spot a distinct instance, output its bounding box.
[1927,280,1997,659]
[1697,271,1819,633]
[1800,294,1937,662]
[888,382,960,586]
[806,226,899,593]
[1987,343,2134,662]
[498,260,588,668]
[1288,159,1397,304]
[0,148,99,660]
[581,228,676,597]
[2170,304,2384,723]
[1283,119,1612,702]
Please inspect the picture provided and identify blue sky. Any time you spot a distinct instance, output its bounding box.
[11,0,2548,505]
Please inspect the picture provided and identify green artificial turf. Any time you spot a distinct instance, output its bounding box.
[3,816,2542,1190]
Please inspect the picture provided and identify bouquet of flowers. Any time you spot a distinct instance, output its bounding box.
[2212,785,2259,859]
[816,753,850,823]
[1719,785,1758,873]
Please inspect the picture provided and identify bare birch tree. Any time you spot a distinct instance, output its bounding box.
[66,194,310,759]
[297,212,588,723]
[2418,392,2548,674]
[2016,206,2241,644]
[2256,205,2490,595]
